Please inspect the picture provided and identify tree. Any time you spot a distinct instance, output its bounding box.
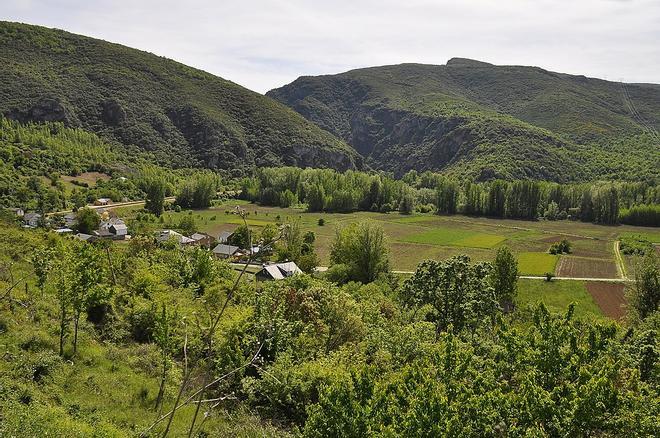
[31,246,55,295]
[143,176,166,217]
[627,252,659,321]
[398,186,415,214]
[176,173,218,209]
[544,201,560,220]
[491,247,518,312]
[153,304,178,414]
[50,243,72,356]
[70,243,104,355]
[436,179,459,214]
[229,224,252,250]
[75,207,100,234]
[330,222,389,283]
[402,255,497,334]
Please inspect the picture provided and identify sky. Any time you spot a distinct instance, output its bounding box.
[3,0,660,93]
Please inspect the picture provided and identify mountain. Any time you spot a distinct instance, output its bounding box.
[0,21,362,175]
[268,58,660,181]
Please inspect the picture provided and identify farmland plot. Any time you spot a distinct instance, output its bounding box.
[556,256,618,279]
[585,282,627,320]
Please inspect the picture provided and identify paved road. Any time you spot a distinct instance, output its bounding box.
[259,265,632,282]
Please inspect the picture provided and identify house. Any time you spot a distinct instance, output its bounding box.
[74,233,98,242]
[7,208,24,217]
[190,232,216,248]
[94,198,111,206]
[53,228,74,234]
[212,243,242,259]
[63,212,77,227]
[255,261,302,281]
[109,223,128,237]
[98,217,128,240]
[23,212,42,228]
[157,230,195,246]
[218,230,234,244]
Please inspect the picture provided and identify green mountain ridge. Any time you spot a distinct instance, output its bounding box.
[0,21,362,175]
[268,58,660,181]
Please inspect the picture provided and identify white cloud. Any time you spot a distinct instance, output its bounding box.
[3,0,659,92]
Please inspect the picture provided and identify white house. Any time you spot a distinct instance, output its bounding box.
[157,230,195,246]
[255,261,302,281]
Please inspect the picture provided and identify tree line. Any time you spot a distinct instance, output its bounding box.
[241,167,660,225]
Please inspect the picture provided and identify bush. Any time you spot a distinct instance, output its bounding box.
[549,239,571,254]
[620,235,653,256]
[318,218,325,226]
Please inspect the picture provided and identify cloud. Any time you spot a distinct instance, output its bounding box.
[3,0,659,92]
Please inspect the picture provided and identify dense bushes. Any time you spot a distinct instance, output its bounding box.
[620,204,660,227]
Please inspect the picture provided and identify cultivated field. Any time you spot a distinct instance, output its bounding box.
[516,279,604,320]
[555,256,619,279]
[585,282,627,320]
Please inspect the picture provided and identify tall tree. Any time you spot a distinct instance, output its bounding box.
[330,222,389,283]
[71,243,104,355]
[143,176,166,217]
[75,207,100,234]
[627,252,660,321]
[491,246,518,312]
[402,255,497,334]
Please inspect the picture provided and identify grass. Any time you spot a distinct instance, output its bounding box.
[401,228,505,249]
[619,231,660,244]
[517,252,559,276]
[517,279,604,319]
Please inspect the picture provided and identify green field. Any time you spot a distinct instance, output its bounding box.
[402,228,505,248]
[517,252,559,276]
[517,279,604,320]
[116,200,657,278]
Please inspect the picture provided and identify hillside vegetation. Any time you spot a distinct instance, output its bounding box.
[0,21,362,174]
[268,58,660,181]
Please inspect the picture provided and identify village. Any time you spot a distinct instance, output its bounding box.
[9,200,302,282]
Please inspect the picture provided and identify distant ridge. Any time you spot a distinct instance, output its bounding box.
[269,60,660,181]
[0,21,362,174]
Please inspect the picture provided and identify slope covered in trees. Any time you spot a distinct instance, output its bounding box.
[0,21,362,174]
[268,59,660,181]
[0,218,658,436]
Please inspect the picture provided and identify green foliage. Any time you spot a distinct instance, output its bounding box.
[229,224,251,249]
[403,256,497,333]
[330,222,389,283]
[549,239,572,255]
[620,204,660,227]
[626,252,660,321]
[491,246,518,310]
[176,173,219,209]
[620,235,654,256]
[75,207,100,234]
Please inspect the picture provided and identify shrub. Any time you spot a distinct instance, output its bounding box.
[549,239,571,255]
[318,218,325,226]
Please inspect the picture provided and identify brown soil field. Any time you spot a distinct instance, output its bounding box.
[556,256,618,278]
[585,282,627,320]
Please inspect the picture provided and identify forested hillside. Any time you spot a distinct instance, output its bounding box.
[268,58,660,181]
[0,21,362,174]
